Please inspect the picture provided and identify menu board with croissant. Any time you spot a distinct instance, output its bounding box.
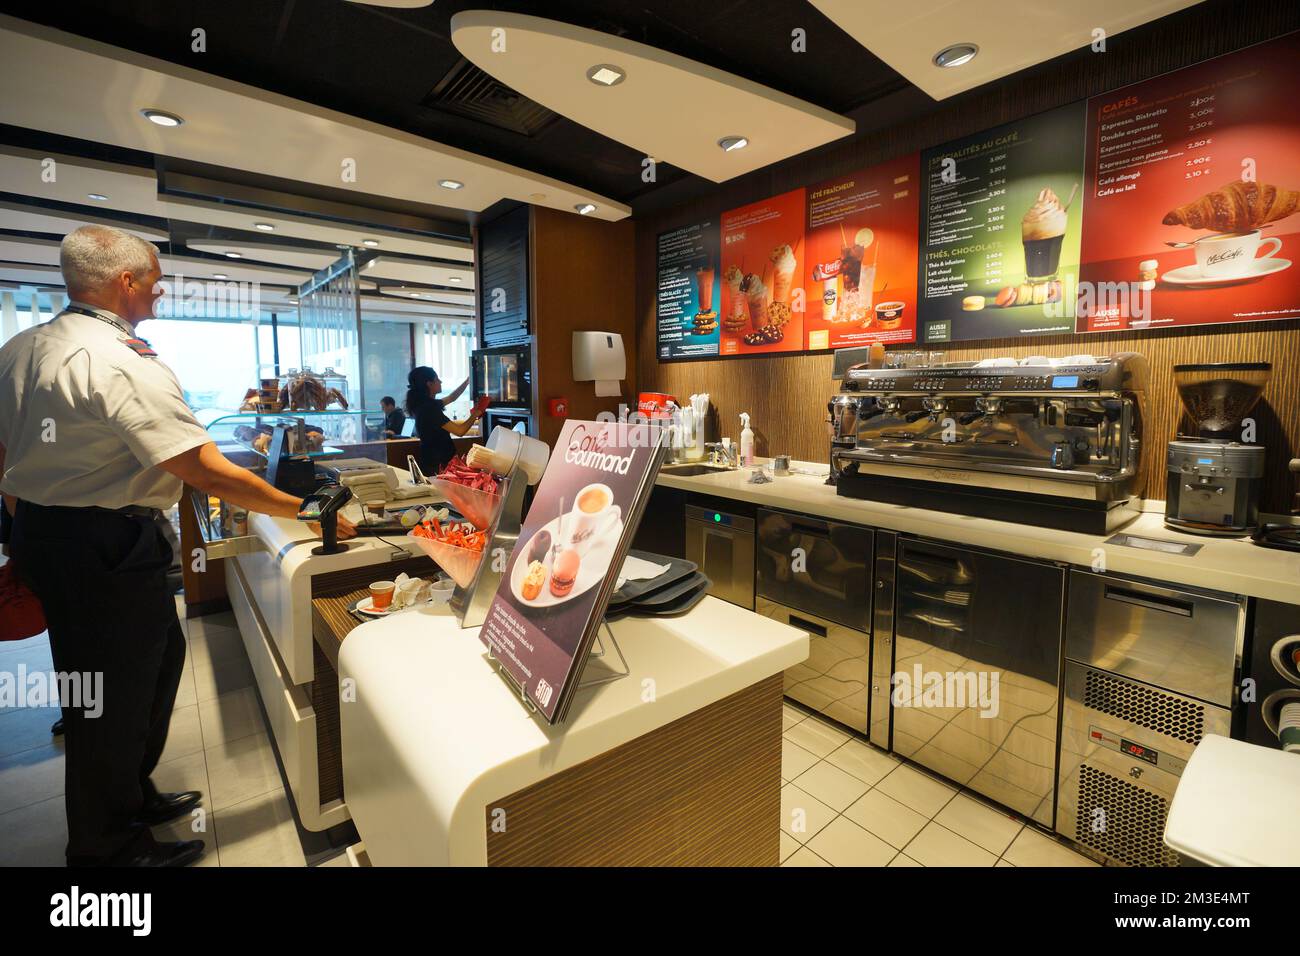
[718,188,807,356]
[1076,32,1300,332]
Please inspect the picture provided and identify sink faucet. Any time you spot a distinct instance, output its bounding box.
[705,441,738,469]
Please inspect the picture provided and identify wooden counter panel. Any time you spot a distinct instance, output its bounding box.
[485,673,782,867]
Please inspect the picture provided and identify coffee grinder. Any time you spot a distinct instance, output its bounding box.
[1165,362,1270,536]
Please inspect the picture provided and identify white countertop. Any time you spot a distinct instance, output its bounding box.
[657,459,1300,604]
[338,595,808,866]
[237,469,445,685]
[1165,734,1300,866]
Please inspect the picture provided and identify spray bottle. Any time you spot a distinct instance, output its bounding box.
[739,412,754,466]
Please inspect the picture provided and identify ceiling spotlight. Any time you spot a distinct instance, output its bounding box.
[438,179,464,190]
[224,251,242,258]
[718,136,748,152]
[574,203,597,215]
[586,64,626,87]
[362,239,380,247]
[140,108,185,127]
[213,273,229,280]
[933,43,979,68]
[87,193,109,202]
[254,222,275,232]
[448,277,462,283]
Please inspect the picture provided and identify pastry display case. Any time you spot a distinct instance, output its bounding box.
[205,409,386,467]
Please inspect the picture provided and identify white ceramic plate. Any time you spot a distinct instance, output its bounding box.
[1160,257,1291,287]
[508,514,624,609]
[355,596,394,616]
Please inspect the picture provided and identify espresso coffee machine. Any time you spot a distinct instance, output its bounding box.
[826,394,864,485]
[1165,362,1270,536]
[832,353,1148,533]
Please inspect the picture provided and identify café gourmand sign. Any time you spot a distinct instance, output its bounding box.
[654,30,1300,359]
[479,420,664,723]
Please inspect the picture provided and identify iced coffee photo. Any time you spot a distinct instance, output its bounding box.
[1021,185,1077,280]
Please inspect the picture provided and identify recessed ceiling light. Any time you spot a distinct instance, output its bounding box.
[362,239,380,247]
[254,222,275,232]
[140,108,185,127]
[586,64,626,87]
[933,43,979,68]
[87,193,109,202]
[213,273,229,280]
[575,203,597,215]
[718,136,748,152]
[224,251,242,258]
[288,298,298,305]
[530,192,547,201]
[438,179,464,190]
[448,277,462,283]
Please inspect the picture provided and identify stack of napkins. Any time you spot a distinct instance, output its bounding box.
[339,466,396,503]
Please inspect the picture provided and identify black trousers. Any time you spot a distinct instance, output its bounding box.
[10,500,187,864]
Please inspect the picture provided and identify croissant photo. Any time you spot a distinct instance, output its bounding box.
[1162,180,1300,231]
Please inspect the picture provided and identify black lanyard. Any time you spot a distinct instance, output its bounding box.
[63,305,138,339]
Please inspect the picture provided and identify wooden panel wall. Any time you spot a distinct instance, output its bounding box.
[532,207,636,449]
[634,0,1300,511]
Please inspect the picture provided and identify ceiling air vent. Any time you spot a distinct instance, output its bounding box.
[422,58,558,137]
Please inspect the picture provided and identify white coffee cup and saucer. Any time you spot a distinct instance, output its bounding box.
[1161,229,1290,287]
[565,482,622,556]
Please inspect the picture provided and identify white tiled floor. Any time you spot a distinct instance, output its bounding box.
[0,595,319,867]
[2,597,1099,868]
[779,702,1099,867]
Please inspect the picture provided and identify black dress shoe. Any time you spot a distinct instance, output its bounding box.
[136,790,203,826]
[50,718,64,736]
[117,839,206,868]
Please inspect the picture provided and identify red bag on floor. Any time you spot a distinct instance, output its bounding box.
[0,562,46,641]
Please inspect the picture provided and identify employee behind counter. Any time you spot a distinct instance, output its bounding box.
[404,365,486,475]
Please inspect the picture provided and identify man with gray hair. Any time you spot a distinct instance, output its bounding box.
[0,224,355,866]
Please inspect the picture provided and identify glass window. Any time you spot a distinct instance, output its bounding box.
[361,318,413,411]
[143,318,260,425]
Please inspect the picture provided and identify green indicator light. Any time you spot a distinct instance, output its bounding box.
[714,513,721,522]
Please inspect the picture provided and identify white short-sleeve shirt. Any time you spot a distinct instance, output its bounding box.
[0,304,212,509]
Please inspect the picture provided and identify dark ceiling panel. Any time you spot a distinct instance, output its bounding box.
[0,0,903,203]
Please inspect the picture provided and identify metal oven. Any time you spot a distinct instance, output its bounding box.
[472,343,532,409]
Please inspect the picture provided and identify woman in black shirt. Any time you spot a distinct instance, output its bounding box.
[405,366,483,475]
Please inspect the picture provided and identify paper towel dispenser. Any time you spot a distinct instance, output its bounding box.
[572,331,626,397]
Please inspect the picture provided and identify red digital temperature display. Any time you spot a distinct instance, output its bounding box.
[1120,738,1158,765]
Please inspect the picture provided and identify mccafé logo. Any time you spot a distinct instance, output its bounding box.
[564,424,635,475]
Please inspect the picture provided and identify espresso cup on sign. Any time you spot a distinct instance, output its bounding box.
[568,483,621,553]
[1194,229,1282,278]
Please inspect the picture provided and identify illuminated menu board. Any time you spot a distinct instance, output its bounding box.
[1076,31,1300,332]
[916,103,1087,344]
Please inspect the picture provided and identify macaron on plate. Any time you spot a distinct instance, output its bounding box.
[508,514,623,609]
